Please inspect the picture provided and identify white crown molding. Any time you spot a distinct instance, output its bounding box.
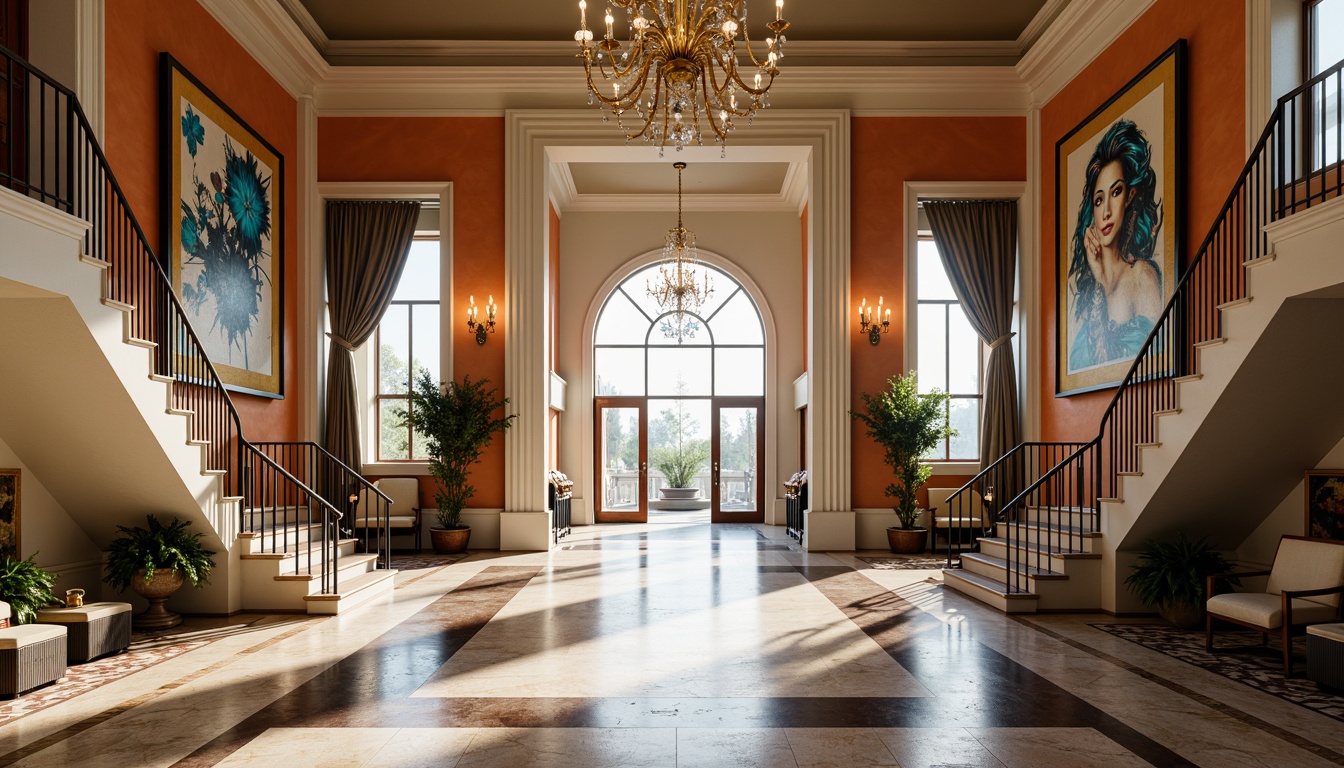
[275,0,330,52]
[1017,0,1072,54]
[196,0,328,97]
[1016,0,1159,107]
[561,193,801,213]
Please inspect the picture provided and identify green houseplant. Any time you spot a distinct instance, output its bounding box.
[401,371,516,553]
[0,554,59,625]
[850,372,954,554]
[104,515,217,629]
[650,398,710,498]
[1125,533,1238,629]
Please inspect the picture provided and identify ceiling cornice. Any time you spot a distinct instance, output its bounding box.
[197,0,1158,117]
[1016,0,1159,106]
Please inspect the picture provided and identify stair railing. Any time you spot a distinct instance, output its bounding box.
[995,57,1344,595]
[938,442,1087,568]
[253,442,392,568]
[0,46,349,593]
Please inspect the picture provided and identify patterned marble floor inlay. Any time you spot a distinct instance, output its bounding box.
[1094,623,1344,722]
[856,555,960,570]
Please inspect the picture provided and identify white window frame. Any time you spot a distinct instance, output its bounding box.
[316,182,453,476]
[902,182,1028,475]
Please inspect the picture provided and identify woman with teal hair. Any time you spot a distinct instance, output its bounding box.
[1068,119,1165,371]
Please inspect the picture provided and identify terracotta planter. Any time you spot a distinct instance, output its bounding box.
[431,527,471,554]
[130,568,185,629]
[886,526,926,554]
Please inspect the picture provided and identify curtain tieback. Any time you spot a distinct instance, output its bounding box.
[989,332,1015,350]
[326,332,357,352]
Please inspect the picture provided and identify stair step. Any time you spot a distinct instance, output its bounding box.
[1244,252,1276,268]
[1173,373,1202,384]
[1194,337,1227,349]
[303,570,398,615]
[941,569,1039,613]
[149,373,174,384]
[1154,408,1182,417]
[961,552,1067,580]
[1217,296,1252,310]
[1010,520,1101,538]
[273,552,379,581]
[101,297,133,312]
[1117,471,1143,477]
[978,537,1100,560]
[80,254,109,269]
[1135,441,1162,448]
[126,337,156,349]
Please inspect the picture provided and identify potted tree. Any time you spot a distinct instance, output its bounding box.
[650,398,710,502]
[1125,532,1238,629]
[401,371,516,554]
[850,372,953,554]
[0,553,58,625]
[104,515,216,629]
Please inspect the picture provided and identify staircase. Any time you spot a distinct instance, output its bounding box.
[944,58,1344,614]
[0,47,395,614]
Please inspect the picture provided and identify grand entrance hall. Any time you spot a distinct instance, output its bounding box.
[2,524,1339,767]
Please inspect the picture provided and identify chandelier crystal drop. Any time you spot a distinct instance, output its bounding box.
[646,162,713,342]
[574,0,789,153]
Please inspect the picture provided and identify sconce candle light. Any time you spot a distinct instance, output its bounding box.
[858,296,890,345]
[466,294,497,345]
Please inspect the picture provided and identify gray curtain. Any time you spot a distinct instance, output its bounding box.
[922,200,1021,470]
[323,200,421,473]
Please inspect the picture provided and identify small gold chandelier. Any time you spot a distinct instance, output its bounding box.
[647,162,713,341]
[574,0,789,153]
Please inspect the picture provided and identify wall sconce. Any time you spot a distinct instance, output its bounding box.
[858,296,890,346]
[466,294,496,345]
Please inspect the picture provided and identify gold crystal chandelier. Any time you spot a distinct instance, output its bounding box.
[647,162,713,341]
[574,0,789,153]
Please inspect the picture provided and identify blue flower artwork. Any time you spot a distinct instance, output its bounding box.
[166,57,284,399]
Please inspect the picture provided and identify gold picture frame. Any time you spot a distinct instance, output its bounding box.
[0,469,19,562]
[1305,469,1344,543]
[161,54,284,398]
[1056,41,1184,396]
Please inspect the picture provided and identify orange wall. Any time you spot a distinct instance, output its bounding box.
[104,0,300,441]
[850,117,1026,509]
[318,117,507,509]
[1039,0,1245,440]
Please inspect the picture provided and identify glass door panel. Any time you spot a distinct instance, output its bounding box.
[712,399,764,523]
[595,399,646,522]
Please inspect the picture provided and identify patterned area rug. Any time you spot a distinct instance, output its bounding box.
[1093,624,1344,723]
[389,552,470,571]
[857,555,960,570]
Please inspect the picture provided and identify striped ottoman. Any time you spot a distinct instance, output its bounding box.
[1307,623,1344,692]
[35,603,133,663]
[0,624,68,696]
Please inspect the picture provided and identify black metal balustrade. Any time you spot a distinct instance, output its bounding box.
[944,57,1344,595]
[549,471,573,544]
[784,470,807,542]
[1,46,355,594]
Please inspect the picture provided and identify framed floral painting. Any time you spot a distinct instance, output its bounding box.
[1305,469,1344,543]
[1056,41,1184,396]
[160,54,284,398]
[0,469,18,562]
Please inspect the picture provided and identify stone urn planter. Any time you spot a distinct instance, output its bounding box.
[886,526,926,555]
[431,527,471,554]
[130,568,186,630]
[658,487,700,501]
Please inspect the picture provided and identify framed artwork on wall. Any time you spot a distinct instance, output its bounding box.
[0,469,19,562]
[1305,469,1344,543]
[1056,40,1184,396]
[160,54,285,399]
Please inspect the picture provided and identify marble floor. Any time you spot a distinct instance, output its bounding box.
[1,522,1342,767]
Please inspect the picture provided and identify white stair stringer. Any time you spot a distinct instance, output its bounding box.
[943,510,1103,613]
[0,188,240,614]
[236,513,397,614]
[1097,196,1344,613]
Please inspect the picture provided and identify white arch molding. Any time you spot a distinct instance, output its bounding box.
[504,109,851,551]
[578,249,781,527]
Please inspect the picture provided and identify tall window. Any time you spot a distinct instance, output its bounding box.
[915,237,981,461]
[1307,0,1343,167]
[376,238,440,461]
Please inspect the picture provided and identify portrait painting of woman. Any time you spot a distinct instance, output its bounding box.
[1057,42,1182,395]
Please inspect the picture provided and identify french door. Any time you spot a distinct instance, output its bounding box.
[595,396,764,524]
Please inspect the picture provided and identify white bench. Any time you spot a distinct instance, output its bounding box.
[0,623,68,696]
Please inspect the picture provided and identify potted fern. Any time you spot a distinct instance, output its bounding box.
[104,515,216,629]
[850,372,954,554]
[1125,533,1238,629]
[0,554,58,625]
[400,371,516,554]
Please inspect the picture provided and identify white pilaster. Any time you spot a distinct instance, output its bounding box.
[298,93,320,440]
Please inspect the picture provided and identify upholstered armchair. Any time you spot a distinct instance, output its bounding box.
[1205,535,1344,675]
[353,477,423,552]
